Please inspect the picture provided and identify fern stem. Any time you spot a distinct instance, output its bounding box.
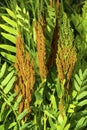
[44,112,47,130]
[34,114,37,130]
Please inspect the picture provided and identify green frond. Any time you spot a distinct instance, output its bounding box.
[70,68,87,130]
[0,62,33,129]
[0,8,17,63]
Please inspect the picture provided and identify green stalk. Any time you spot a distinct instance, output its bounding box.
[44,112,47,130]
[34,114,38,130]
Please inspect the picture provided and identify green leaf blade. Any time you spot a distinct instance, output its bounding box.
[2,16,17,28]
[6,8,16,19]
[0,62,6,79]
[1,33,16,44]
[77,91,87,100]
[0,45,16,53]
[0,24,17,35]
[1,70,14,86]
[17,109,28,121]
[77,99,87,107]
[0,52,16,62]
[4,76,16,94]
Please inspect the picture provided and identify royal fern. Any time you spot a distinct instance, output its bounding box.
[0,62,34,130]
[69,68,87,130]
[0,8,17,62]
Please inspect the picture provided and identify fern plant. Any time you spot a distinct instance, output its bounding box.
[71,1,87,72]
[0,62,34,130]
[0,8,17,63]
[69,68,87,130]
[1,0,87,130]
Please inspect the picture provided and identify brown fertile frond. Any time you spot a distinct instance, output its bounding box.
[50,0,53,7]
[66,46,77,90]
[56,45,64,82]
[14,33,35,120]
[35,17,47,81]
[56,44,77,91]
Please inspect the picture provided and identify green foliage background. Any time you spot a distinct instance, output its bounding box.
[0,0,87,130]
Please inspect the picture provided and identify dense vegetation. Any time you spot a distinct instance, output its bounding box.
[0,0,87,130]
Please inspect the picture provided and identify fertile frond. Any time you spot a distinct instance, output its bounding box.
[0,62,33,129]
[59,12,74,47]
[35,17,48,80]
[56,12,77,91]
[14,32,35,120]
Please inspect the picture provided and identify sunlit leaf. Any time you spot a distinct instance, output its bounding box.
[0,62,6,79]
[0,45,16,53]
[77,91,87,100]
[17,109,28,121]
[2,16,17,28]
[78,99,87,107]
[0,52,16,62]
[1,33,16,44]
[44,110,56,120]
[6,8,16,19]
[1,70,14,86]
[0,24,17,35]
[8,122,17,129]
